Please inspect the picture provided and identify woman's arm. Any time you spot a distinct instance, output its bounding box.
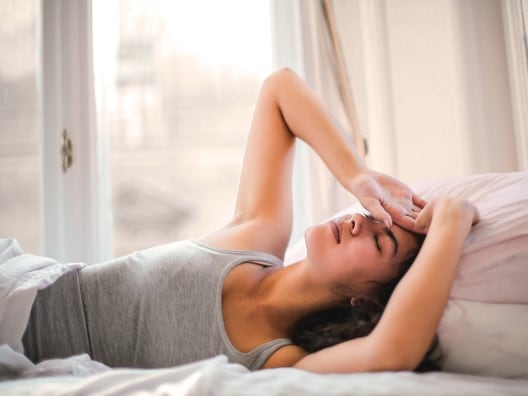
[202,69,297,257]
[292,198,479,373]
[203,68,424,256]
[262,68,426,231]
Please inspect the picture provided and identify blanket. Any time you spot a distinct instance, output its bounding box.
[0,238,104,378]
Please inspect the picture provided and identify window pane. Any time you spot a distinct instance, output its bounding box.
[0,1,40,254]
[94,0,272,256]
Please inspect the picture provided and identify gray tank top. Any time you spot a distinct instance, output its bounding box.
[22,240,292,370]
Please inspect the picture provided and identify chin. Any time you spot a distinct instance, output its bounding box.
[304,224,325,261]
[304,224,318,243]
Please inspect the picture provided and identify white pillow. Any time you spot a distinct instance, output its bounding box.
[438,299,528,378]
[411,172,528,378]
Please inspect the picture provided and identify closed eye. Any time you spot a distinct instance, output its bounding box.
[363,213,400,256]
[374,235,382,254]
[364,214,385,255]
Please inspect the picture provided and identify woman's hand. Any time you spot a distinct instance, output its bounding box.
[414,198,480,234]
[349,170,427,233]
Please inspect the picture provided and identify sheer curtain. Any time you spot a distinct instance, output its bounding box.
[280,0,368,243]
[502,0,528,170]
[0,1,41,254]
[93,0,273,257]
[321,0,367,159]
[304,0,367,221]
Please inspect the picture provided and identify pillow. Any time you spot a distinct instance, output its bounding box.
[438,299,528,378]
[284,171,528,378]
[412,172,528,378]
[411,172,528,304]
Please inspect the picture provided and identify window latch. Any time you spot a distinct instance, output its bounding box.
[61,129,73,173]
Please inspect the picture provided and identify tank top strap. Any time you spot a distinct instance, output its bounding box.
[243,338,293,371]
[190,241,284,268]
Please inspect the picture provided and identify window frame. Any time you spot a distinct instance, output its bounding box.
[40,0,309,262]
[41,0,111,263]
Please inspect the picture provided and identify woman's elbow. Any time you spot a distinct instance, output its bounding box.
[265,67,297,83]
[262,67,298,95]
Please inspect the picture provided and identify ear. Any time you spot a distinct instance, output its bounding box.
[350,296,366,307]
[350,294,383,311]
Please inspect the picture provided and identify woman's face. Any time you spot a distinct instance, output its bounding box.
[305,213,420,297]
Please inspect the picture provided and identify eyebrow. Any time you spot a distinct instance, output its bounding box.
[384,227,399,257]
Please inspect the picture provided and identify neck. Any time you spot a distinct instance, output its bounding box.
[254,258,346,335]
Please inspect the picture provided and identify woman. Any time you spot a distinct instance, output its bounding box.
[22,68,479,373]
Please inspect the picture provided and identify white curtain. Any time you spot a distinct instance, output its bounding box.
[292,0,366,230]
[502,0,528,170]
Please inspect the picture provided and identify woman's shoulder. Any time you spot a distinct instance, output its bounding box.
[198,221,289,260]
[261,344,308,369]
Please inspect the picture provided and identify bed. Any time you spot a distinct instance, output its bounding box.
[1,171,527,395]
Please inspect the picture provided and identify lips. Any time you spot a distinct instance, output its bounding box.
[332,222,341,243]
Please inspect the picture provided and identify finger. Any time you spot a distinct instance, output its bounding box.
[472,209,480,225]
[382,201,407,222]
[406,205,422,220]
[367,200,392,229]
[393,215,423,233]
[406,210,419,220]
[412,194,427,209]
[404,215,430,234]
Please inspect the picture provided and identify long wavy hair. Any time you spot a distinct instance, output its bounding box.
[290,233,441,372]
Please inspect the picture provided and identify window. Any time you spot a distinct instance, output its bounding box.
[0,1,41,254]
[94,0,273,256]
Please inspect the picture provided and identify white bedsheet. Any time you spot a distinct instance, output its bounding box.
[1,355,528,396]
[0,238,107,378]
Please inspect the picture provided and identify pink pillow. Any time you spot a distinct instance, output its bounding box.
[412,172,528,304]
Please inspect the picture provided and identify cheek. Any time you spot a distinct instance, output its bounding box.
[341,243,393,283]
[304,224,330,259]
[305,228,323,269]
[325,244,368,283]
[343,241,376,268]
[305,226,345,280]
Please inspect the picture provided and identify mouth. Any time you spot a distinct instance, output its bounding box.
[331,221,341,244]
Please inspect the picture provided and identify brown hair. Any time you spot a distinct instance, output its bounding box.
[291,234,441,372]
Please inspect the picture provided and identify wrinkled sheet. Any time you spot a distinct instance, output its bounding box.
[0,238,108,378]
[1,355,528,396]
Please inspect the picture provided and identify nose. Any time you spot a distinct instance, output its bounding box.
[349,213,365,236]
[349,213,383,236]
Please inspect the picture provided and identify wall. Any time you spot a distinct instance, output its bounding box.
[334,0,518,183]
